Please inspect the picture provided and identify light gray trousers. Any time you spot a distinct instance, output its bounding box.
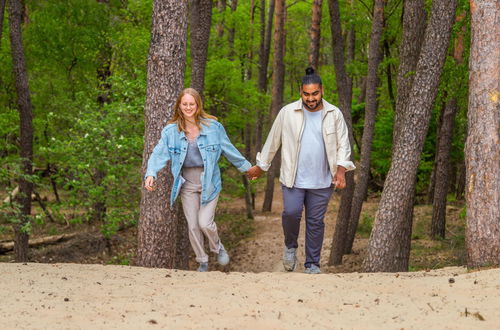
[180,167,221,263]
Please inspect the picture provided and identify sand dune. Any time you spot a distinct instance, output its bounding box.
[1,262,498,329]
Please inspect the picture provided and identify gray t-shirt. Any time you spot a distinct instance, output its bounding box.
[183,139,204,168]
[294,107,332,189]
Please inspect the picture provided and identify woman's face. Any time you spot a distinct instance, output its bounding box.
[180,94,197,121]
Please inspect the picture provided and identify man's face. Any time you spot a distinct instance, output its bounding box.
[300,84,323,111]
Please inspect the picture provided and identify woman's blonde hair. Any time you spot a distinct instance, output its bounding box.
[168,88,217,132]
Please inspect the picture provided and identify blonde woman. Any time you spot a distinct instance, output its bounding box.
[144,88,251,272]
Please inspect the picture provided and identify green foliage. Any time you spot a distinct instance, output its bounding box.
[356,213,374,237]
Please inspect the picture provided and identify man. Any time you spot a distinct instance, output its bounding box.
[247,67,355,274]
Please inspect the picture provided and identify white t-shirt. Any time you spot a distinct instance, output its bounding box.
[294,106,332,189]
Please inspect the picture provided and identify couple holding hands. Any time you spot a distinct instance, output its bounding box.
[144,68,354,274]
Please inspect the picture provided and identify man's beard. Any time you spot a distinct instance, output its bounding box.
[303,99,322,111]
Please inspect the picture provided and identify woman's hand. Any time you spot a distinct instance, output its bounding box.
[145,176,156,191]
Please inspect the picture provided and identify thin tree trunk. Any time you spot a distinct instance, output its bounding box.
[189,0,212,97]
[455,159,465,200]
[0,0,6,45]
[465,0,500,269]
[363,0,457,272]
[9,0,34,262]
[262,0,285,212]
[255,0,275,151]
[137,0,188,268]
[216,0,226,41]
[326,0,356,263]
[431,99,458,239]
[227,0,238,58]
[308,0,322,69]
[431,15,466,239]
[339,0,385,265]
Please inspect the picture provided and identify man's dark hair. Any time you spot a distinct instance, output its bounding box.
[301,67,322,86]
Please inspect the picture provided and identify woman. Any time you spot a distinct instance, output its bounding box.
[144,88,251,272]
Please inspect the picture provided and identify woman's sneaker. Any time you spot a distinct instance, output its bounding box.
[283,247,297,271]
[217,245,230,266]
[197,262,209,272]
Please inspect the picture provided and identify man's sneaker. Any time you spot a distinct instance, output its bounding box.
[217,245,230,266]
[304,264,321,274]
[197,262,209,272]
[283,247,297,271]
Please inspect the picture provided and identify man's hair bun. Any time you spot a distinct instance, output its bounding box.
[305,67,315,75]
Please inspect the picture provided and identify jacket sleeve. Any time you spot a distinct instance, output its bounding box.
[145,127,171,179]
[218,124,252,172]
[335,111,356,171]
[256,109,284,171]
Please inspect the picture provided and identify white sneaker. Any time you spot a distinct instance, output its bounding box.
[283,247,297,271]
[217,245,230,266]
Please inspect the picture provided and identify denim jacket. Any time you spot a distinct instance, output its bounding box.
[145,119,251,207]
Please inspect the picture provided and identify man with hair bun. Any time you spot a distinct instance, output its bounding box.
[248,67,355,274]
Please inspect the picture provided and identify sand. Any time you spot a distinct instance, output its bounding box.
[1,262,499,329]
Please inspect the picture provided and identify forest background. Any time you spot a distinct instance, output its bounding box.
[0,0,497,272]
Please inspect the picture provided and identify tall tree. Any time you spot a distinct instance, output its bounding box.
[255,0,275,150]
[344,0,426,255]
[227,0,238,58]
[338,0,385,265]
[363,0,457,272]
[326,0,356,264]
[9,0,34,262]
[308,0,322,69]
[189,0,212,96]
[465,0,500,268]
[262,0,285,212]
[137,0,188,268]
[431,14,466,239]
[0,0,6,45]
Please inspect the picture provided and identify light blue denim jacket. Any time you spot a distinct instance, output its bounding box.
[145,119,251,207]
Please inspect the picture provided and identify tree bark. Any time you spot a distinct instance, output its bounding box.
[9,0,34,262]
[431,98,458,239]
[363,0,457,272]
[431,15,466,240]
[189,0,212,97]
[308,0,322,70]
[227,0,238,58]
[0,0,6,45]
[465,0,500,269]
[255,0,275,151]
[326,0,356,263]
[392,0,426,148]
[137,0,188,268]
[338,0,385,264]
[262,0,286,212]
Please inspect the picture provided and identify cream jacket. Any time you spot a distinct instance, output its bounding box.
[256,99,355,188]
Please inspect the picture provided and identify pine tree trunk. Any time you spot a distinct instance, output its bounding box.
[326,0,356,262]
[9,0,34,262]
[339,0,385,265]
[392,0,426,146]
[216,0,226,41]
[189,0,212,96]
[227,0,238,58]
[308,0,322,70]
[363,0,457,272]
[431,18,466,239]
[262,0,285,212]
[465,0,500,269]
[0,0,6,45]
[255,0,275,151]
[137,0,188,268]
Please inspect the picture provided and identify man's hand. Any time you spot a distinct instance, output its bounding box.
[332,166,346,189]
[145,176,156,191]
[247,165,264,180]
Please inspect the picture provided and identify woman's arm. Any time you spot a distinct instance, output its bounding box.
[218,123,251,172]
[145,127,172,179]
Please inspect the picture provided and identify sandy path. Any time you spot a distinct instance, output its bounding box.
[1,263,498,329]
